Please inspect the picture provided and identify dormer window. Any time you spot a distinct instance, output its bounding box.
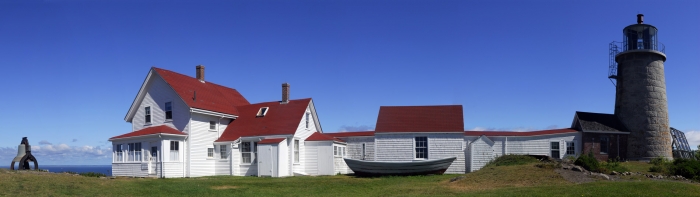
[257,107,269,117]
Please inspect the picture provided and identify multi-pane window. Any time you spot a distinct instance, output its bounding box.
[220,145,227,159]
[305,113,310,129]
[600,136,609,154]
[294,140,300,163]
[566,142,575,155]
[128,143,142,162]
[207,148,214,158]
[115,144,123,162]
[334,146,338,156]
[209,121,216,130]
[415,137,428,159]
[165,102,172,120]
[551,142,560,159]
[145,107,151,123]
[170,141,179,161]
[342,147,346,157]
[241,142,257,164]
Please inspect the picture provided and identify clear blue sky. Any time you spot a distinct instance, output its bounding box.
[0,0,698,165]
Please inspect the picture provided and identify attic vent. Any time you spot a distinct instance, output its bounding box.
[257,107,269,117]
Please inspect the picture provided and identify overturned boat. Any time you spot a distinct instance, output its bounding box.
[344,157,457,176]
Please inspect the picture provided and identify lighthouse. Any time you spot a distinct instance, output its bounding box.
[609,14,672,160]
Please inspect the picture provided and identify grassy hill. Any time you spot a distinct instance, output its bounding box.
[2,161,699,196]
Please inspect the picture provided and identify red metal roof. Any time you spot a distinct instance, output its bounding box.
[325,131,375,137]
[306,132,344,142]
[109,125,187,140]
[375,105,464,132]
[154,67,249,115]
[258,138,287,144]
[464,128,578,137]
[215,98,312,142]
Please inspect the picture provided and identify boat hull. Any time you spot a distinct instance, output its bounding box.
[344,157,457,176]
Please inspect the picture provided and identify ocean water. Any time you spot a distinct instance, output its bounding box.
[38,165,112,176]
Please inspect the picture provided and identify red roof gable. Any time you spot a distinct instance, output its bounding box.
[325,131,375,138]
[153,67,249,115]
[464,128,578,137]
[306,132,344,142]
[375,105,464,132]
[109,125,187,140]
[215,98,312,142]
[258,138,287,144]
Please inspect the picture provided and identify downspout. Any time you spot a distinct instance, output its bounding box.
[159,134,163,178]
[188,110,192,177]
[183,134,189,178]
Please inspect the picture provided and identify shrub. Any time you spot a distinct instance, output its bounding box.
[669,159,700,181]
[649,157,671,174]
[79,172,107,178]
[574,151,599,172]
[600,157,628,174]
[485,155,539,167]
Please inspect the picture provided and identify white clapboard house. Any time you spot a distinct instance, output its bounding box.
[328,106,582,173]
[109,66,346,178]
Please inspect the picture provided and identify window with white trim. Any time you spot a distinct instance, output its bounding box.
[334,146,338,156]
[170,141,179,161]
[566,142,575,155]
[600,136,609,154]
[257,107,269,117]
[128,143,142,162]
[241,142,257,164]
[342,147,346,157]
[220,145,228,159]
[145,107,151,124]
[415,137,428,159]
[209,121,216,130]
[207,147,214,158]
[305,113,310,129]
[115,144,123,162]
[294,139,300,163]
[551,142,560,159]
[165,102,172,120]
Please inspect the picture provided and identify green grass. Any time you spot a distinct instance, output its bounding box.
[2,163,700,197]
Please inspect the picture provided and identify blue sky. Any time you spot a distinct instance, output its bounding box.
[0,0,698,165]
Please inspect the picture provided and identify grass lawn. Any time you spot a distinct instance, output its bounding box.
[2,163,700,197]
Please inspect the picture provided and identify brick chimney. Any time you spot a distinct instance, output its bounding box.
[196,65,205,82]
[281,83,290,104]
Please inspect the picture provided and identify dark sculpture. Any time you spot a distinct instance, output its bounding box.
[10,137,39,170]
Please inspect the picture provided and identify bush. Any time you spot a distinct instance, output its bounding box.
[600,157,628,174]
[649,157,671,174]
[574,152,599,172]
[485,155,539,167]
[669,159,700,181]
[79,172,107,178]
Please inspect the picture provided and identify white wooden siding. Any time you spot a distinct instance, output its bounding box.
[279,140,289,177]
[162,162,184,178]
[333,143,350,174]
[305,141,334,175]
[292,105,317,175]
[304,142,319,176]
[375,133,465,174]
[469,136,495,172]
[340,137,375,161]
[112,163,148,177]
[188,113,230,177]
[131,74,190,133]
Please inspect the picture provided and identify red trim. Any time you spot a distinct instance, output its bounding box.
[258,138,286,144]
[325,131,375,138]
[110,125,187,140]
[464,128,578,137]
[306,132,344,142]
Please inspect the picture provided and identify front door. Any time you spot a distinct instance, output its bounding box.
[149,146,158,174]
[258,145,276,177]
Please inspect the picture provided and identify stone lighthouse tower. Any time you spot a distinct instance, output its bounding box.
[609,14,672,160]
